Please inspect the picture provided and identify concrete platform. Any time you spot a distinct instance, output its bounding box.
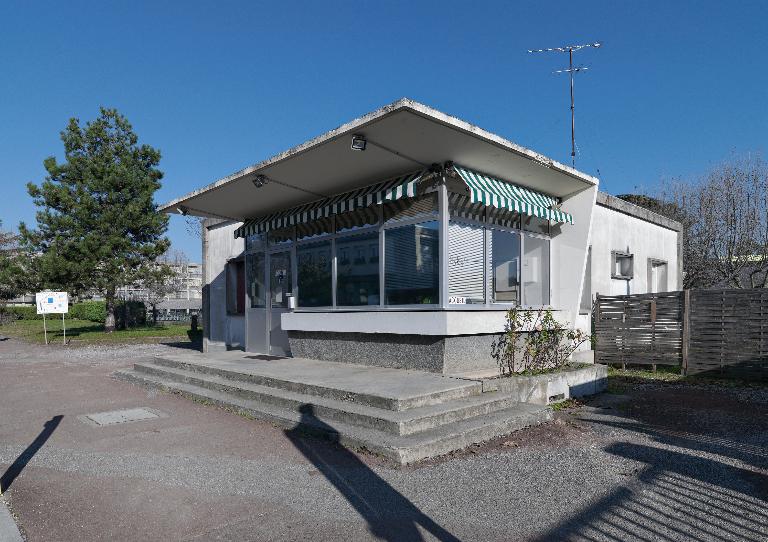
[115,351,552,464]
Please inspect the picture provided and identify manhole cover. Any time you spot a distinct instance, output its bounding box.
[81,407,164,427]
[245,355,286,361]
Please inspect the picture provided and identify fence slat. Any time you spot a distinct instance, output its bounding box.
[596,288,768,379]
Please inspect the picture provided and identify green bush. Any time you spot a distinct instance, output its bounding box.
[2,305,44,320]
[70,300,106,322]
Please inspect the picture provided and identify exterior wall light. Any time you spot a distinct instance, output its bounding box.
[176,206,188,215]
[252,174,269,188]
[350,134,367,151]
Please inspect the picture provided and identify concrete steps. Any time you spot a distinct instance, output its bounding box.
[150,355,481,411]
[114,356,552,464]
[127,361,521,436]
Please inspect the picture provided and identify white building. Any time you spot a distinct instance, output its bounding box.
[162,99,681,373]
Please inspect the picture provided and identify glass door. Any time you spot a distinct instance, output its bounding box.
[269,250,293,356]
[245,251,268,353]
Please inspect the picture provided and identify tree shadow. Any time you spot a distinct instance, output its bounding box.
[531,442,768,542]
[285,404,461,542]
[1,415,63,493]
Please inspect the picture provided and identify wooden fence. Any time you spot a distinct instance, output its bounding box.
[595,289,768,379]
[594,292,684,368]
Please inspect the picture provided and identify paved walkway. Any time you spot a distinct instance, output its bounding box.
[1,338,766,541]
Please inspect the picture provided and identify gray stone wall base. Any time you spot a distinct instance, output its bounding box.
[483,364,608,405]
[288,331,501,374]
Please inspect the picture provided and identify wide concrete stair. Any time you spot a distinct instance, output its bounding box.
[115,354,551,464]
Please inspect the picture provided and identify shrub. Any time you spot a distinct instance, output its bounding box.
[3,305,44,320]
[491,308,590,376]
[70,301,106,322]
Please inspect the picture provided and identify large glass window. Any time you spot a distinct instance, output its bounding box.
[269,251,293,308]
[297,241,332,307]
[448,222,484,304]
[246,252,266,308]
[336,233,379,306]
[246,233,265,252]
[490,229,520,304]
[523,235,550,306]
[226,259,245,314]
[385,221,439,305]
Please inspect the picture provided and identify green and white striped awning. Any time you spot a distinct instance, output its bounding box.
[453,165,573,224]
[234,170,424,238]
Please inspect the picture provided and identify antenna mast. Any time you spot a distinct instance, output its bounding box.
[528,42,601,166]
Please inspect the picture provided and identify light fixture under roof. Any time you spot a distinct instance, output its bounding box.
[350,134,367,151]
[252,174,269,188]
[176,205,188,216]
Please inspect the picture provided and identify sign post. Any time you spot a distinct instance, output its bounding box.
[36,292,69,345]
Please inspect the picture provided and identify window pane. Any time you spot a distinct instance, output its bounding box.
[269,251,292,308]
[246,233,265,252]
[384,194,438,224]
[490,229,520,304]
[523,235,550,306]
[336,232,379,306]
[448,221,484,304]
[297,241,332,307]
[297,217,333,241]
[226,260,246,314]
[247,252,266,308]
[336,206,378,233]
[385,221,439,305]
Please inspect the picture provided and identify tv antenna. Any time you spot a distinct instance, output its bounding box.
[528,42,601,166]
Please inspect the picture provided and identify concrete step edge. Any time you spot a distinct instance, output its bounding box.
[114,369,550,465]
[133,362,521,436]
[149,356,481,411]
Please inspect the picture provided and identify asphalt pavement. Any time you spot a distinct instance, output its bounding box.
[0,337,766,541]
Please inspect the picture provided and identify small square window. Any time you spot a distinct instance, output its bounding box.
[612,251,634,279]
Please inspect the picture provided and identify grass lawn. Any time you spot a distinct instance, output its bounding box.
[607,364,767,391]
[0,318,201,345]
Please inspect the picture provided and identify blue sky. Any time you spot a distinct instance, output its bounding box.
[2,1,766,261]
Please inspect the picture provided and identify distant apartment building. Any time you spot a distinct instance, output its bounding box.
[117,262,203,320]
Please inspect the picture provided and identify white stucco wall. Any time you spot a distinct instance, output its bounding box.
[588,204,681,299]
[551,184,598,326]
[205,220,245,349]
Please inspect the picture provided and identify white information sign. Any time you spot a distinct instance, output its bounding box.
[36,291,69,314]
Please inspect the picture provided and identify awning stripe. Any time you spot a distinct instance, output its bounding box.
[453,165,573,224]
[234,171,424,238]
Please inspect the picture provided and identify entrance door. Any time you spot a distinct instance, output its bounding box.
[245,251,268,353]
[268,250,292,356]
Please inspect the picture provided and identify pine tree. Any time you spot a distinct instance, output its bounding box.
[19,108,169,331]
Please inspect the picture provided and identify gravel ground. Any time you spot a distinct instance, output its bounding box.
[0,336,766,541]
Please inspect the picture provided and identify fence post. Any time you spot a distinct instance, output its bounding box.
[681,289,690,376]
[594,293,600,364]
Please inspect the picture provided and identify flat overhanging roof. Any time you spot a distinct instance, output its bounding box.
[161,98,599,220]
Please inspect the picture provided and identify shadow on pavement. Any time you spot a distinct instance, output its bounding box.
[1,415,63,493]
[285,404,461,542]
[531,388,768,542]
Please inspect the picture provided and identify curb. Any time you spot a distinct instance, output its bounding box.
[0,495,23,542]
